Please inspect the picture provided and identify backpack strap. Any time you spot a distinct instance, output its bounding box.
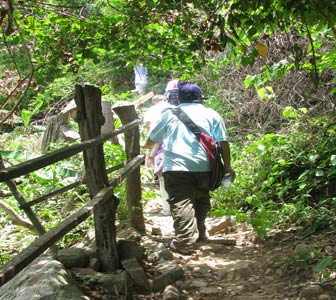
[170,107,201,139]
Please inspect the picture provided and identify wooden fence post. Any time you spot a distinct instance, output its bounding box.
[113,104,145,233]
[75,84,119,272]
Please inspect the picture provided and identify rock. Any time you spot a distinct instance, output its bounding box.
[151,226,162,236]
[0,255,87,300]
[151,261,184,292]
[56,247,91,268]
[198,286,223,295]
[158,248,174,260]
[214,260,253,280]
[121,257,150,292]
[99,270,132,299]
[147,252,160,263]
[60,124,80,141]
[318,294,331,300]
[117,226,142,241]
[207,216,235,235]
[90,257,101,271]
[163,284,181,300]
[293,243,315,258]
[300,285,323,298]
[189,279,208,288]
[117,239,145,261]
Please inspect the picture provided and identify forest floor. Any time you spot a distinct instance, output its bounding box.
[1,187,335,300]
[133,195,336,300]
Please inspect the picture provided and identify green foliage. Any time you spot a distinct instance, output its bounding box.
[0,127,130,264]
[113,183,128,221]
[286,246,315,271]
[1,0,336,268]
[58,217,94,248]
[212,115,336,238]
[244,59,293,89]
[103,142,129,221]
[103,142,125,169]
[276,245,335,282]
[73,271,103,287]
[313,256,334,280]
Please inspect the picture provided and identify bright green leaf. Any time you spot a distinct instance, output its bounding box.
[309,154,319,162]
[313,256,333,273]
[331,155,336,166]
[315,169,324,177]
[282,106,299,119]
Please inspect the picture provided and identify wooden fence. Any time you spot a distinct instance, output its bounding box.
[0,84,153,286]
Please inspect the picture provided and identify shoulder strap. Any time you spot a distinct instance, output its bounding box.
[171,107,201,139]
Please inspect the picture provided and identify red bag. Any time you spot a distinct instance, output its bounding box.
[198,133,224,191]
[171,107,224,190]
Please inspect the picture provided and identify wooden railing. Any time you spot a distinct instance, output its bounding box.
[0,85,152,286]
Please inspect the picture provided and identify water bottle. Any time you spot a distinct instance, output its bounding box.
[221,173,232,190]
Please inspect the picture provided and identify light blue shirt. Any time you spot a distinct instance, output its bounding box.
[149,103,228,172]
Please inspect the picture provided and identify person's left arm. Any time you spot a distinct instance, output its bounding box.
[219,141,236,182]
[212,113,236,181]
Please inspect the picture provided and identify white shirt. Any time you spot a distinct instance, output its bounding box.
[134,65,148,85]
[143,101,172,130]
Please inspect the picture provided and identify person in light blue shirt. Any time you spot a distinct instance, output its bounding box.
[150,102,227,173]
[145,82,235,254]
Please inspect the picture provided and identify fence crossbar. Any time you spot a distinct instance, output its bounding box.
[0,154,144,287]
[0,119,141,182]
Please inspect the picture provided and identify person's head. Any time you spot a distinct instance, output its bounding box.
[178,82,203,103]
[169,72,181,80]
[152,94,167,105]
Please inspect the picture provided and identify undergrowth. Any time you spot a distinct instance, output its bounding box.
[1,108,335,270]
[211,114,336,239]
[0,129,128,264]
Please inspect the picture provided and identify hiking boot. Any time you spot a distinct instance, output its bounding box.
[197,231,208,242]
[167,240,195,255]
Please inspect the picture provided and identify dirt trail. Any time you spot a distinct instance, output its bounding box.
[139,197,336,300]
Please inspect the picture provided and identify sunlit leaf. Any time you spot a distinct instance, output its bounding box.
[256,42,268,57]
[282,106,299,118]
[315,169,324,177]
[244,75,255,88]
[309,154,319,162]
[299,107,308,114]
[331,155,336,166]
[257,86,274,101]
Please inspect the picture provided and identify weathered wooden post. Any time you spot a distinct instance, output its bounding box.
[75,84,119,271]
[113,104,145,233]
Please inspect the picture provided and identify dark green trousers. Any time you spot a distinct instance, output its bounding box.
[163,171,211,250]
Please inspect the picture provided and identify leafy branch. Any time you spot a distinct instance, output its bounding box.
[0,3,34,126]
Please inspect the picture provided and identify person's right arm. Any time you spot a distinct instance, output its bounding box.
[142,137,157,149]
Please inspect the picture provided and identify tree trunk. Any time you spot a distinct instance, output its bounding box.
[113,104,145,233]
[75,84,119,271]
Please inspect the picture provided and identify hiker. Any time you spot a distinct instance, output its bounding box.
[133,64,148,95]
[143,82,235,254]
[164,73,180,106]
[143,95,173,216]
